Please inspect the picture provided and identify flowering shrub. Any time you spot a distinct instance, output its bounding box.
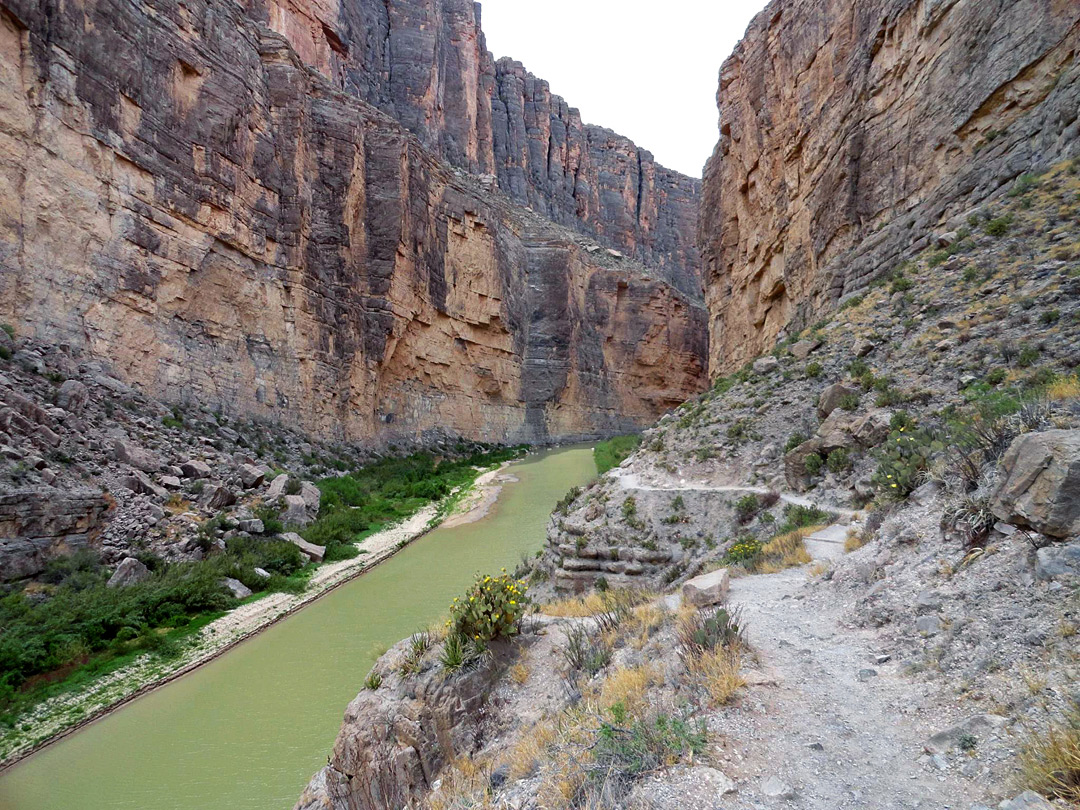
[447,571,530,643]
[723,535,762,564]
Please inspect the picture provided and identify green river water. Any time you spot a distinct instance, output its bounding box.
[0,445,596,810]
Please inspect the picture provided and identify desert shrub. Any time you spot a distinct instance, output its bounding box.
[734,494,761,523]
[838,393,861,411]
[942,496,997,548]
[593,712,706,781]
[555,486,582,515]
[677,607,744,660]
[826,448,852,474]
[986,367,1008,386]
[803,452,824,477]
[594,434,641,475]
[1008,173,1040,197]
[724,535,762,564]
[1017,343,1041,367]
[363,669,383,690]
[777,503,832,533]
[805,361,823,378]
[985,215,1013,237]
[447,572,529,645]
[1040,308,1061,325]
[562,625,612,676]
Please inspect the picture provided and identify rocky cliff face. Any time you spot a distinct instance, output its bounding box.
[700,0,1080,373]
[244,0,702,298]
[0,0,705,447]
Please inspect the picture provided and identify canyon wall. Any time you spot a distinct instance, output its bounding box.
[701,0,1080,373]
[242,0,702,298]
[0,0,705,447]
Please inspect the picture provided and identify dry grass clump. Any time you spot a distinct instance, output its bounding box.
[508,661,530,685]
[744,526,819,573]
[594,664,659,715]
[687,647,744,706]
[1048,374,1080,402]
[677,605,747,707]
[541,592,608,617]
[427,757,493,810]
[844,527,868,553]
[1019,703,1080,803]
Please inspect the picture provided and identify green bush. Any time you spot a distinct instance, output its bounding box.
[594,434,641,475]
[777,503,831,533]
[784,432,807,453]
[805,361,823,378]
[985,216,1013,237]
[838,393,861,411]
[734,494,761,523]
[986,367,1008,386]
[1017,343,1041,368]
[826,448,852,474]
[804,452,824,477]
[724,535,763,564]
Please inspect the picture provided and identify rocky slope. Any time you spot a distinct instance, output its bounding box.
[700,0,1080,372]
[0,0,705,449]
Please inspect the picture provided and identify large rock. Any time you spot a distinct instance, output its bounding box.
[1034,540,1080,580]
[238,464,265,490]
[300,482,322,515]
[107,557,152,588]
[112,438,161,473]
[282,532,326,563]
[222,577,253,599]
[204,485,237,511]
[682,569,730,606]
[265,474,291,501]
[284,495,313,527]
[55,380,89,414]
[700,0,1080,374]
[180,460,212,480]
[999,792,1054,810]
[991,430,1080,538]
[818,384,860,419]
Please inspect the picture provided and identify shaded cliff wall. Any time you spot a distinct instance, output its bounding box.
[700,0,1080,373]
[243,0,702,298]
[0,0,705,446]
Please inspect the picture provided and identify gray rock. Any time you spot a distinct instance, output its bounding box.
[281,532,326,563]
[107,557,151,587]
[925,714,1007,754]
[760,775,795,799]
[915,615,941,635]
[238,463,265,489]
[300,481,321,514]
[284,494,312,526]
[180,459,212,479]
[916,590,942,613]
[265,473,290,500]
[34,424,61,448]
[112,438,160,473]
[682,568,730,606]
[991,430,1080,538]
[14,349,45,374]
[1034,540,1080,580]
[998,791,1054,810]
[851,337,876,357]
[753,356,780,374]
[789,339,821,361]
[123,470,169,500]
[818,383,860,418]
[238,518,265,534]
[56,380,89,414]
[253,567,271,579]
[857,668,878,681]
[222,577,253,599]
[204,485,237,510]
[160,475,182,490]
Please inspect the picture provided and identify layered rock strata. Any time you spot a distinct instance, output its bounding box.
[0,0,705,447]
[700,0,1080,372]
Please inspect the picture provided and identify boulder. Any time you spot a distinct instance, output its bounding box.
[33,424,61,448]
[160,475,183,490]
[818,383,860,418]
[924,714,1007,754]
[265,473,290,500]
[282,532,326,563]
[851,337,876,357]
[1034,540,1080,580]
[204,485,237,510]
[682,568,730,606]
[113,438,160,473]
[180,459,212,479]
[990,430,1080,537]
[238,463,265,489]
[238,518,265,534]
[123,470,169,500]
[753,356,779,374]
[56,380,89,414]
[253,567,271,579]
[222,577,253,599]
[107,557,151,587]
[300,481,321,514]
[284,494,312,526]
[789,339,821,361]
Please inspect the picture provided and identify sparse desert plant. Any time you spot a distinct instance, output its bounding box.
[561,624,612,677]
[785,432,808,452]
[826,448,852,474]
[804,452,824,477]
[734,494,761,523]
[806,361,823,378]
[446,571,529,644]
[1019,703,1080,803]
[363,669,383,690]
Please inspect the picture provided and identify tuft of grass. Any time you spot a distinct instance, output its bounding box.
[509,661,530,685]
[1048,374,1080,402]
[1020,704,1080,803]
[541,592,608,618]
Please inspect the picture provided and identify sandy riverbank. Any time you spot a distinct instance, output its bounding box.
[440,462,519,529]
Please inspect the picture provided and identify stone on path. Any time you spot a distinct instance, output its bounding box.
[999,791,1054,810]
[682,568,729,606]
[924,714,1007,754]
[760,775,795,799]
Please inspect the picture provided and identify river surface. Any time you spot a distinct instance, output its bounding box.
[0,446,596,810]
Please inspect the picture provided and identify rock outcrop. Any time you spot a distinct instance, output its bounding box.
[700,0,1080,372]
[991,430,1080,538]
[0,488,113,580]
[0,0,705,448]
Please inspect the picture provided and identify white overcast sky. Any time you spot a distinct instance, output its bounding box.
[479,0,768,178]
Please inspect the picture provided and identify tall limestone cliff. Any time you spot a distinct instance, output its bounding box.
[0,0,705,446]
[244,0,702,298]
[700,0,1080,373]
